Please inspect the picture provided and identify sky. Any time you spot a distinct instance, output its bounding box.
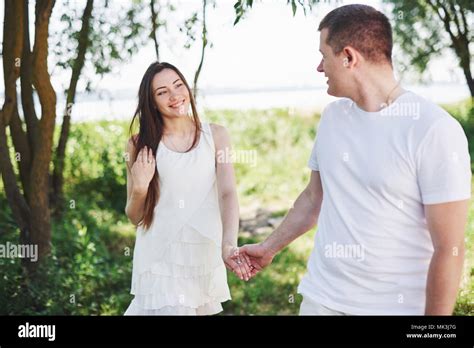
[0,0,470,117]
[85,0,466,91]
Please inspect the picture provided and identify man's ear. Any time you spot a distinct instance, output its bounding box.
[342,47,358,68]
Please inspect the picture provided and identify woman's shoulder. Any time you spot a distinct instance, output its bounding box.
[208,123,228,137]
[208,123,231,148]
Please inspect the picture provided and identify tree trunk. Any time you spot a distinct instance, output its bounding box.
[52,0,94,215]
[457,38,474,98]
[27,0,57,267]
[0,0,33,249]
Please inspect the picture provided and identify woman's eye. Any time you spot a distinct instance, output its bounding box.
[176,83,183,88]
[158,91,167,96]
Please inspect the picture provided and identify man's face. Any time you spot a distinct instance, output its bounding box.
[317,28,349,97]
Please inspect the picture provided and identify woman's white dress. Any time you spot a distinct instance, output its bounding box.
[124,122,231,315]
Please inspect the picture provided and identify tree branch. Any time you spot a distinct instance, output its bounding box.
[9,105,32,198]
[150,0,160,61]
[426,0,457,46]
[193,0,208,99]
[2,0,24,126]
[20,0,39,153]
[52,0,94,211]
[459,6,469,39]
[0,113,31,236]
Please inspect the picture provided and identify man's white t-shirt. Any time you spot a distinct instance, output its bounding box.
[297,91,471,315]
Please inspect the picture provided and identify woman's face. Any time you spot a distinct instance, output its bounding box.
[151,68,191,118]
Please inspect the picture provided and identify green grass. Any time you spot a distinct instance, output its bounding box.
[204,108,317,210]
[0,103,473,315]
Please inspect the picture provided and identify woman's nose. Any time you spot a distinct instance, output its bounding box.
[169,91,178,100]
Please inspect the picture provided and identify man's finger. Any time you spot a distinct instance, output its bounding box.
[248,257,263,271]
[250,268,259,277]
[241,252,252,269]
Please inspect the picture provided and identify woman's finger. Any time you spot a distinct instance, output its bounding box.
[227,258,244,280]
[148,147,153,164]
[238,256,251,281]
[228,248,244,279]
[229,248,256,280]
[224,249,242,277]
[143,146,149,164]
[223,260,232,272]
[232,248,251,281]
[235,256,250,281]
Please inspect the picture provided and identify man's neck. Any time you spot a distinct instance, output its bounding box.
[350,67,403,112]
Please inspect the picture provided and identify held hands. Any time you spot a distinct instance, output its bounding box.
[222,245,254,281]
[222,242,275,281]
[131,146,156,193]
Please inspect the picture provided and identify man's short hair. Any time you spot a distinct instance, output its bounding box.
[318,4,393,64]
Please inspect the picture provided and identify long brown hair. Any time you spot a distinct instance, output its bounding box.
[129,62,201,230]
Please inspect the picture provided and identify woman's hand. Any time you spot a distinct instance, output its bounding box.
[130,146,156,193]
[222,244,253,281]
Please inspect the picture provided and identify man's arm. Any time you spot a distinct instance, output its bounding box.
[262,170,323,256]
[424,199,469,315]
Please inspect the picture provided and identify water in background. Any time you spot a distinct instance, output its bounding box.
[50,82,470,123]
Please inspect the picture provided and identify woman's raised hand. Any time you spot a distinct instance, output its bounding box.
[130,146,156,193]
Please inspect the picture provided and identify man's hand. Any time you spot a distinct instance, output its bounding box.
[239,243,276,278]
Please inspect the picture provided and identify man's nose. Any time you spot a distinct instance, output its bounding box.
[317,60,324,73]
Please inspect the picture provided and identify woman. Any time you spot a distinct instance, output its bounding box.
[124,62,252,315]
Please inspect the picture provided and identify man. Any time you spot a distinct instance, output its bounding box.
[239,4,471,315]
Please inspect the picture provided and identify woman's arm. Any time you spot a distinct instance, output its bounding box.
[211,124,251,281]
